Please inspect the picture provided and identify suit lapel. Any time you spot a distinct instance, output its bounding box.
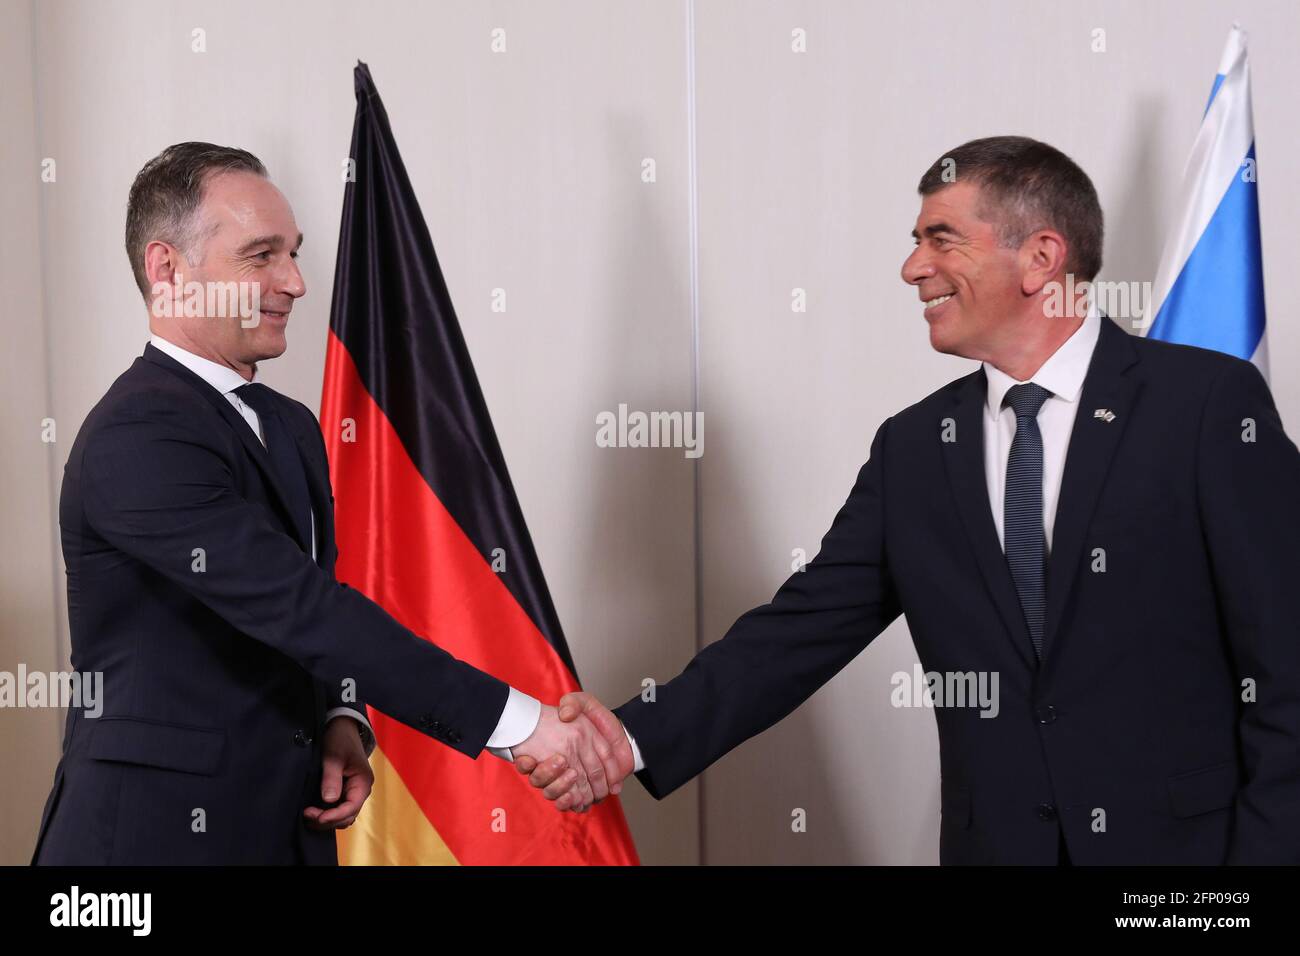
[142,344,315,556]
[1040,317,1142,662]
[941,369,1038,669]
[279,406,336,572]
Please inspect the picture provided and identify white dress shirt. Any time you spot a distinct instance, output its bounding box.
[981,308,1101,553]
[150,335,544,758]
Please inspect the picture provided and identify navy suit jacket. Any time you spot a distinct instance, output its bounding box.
[34,343,508,864]
[616,318,1300,864]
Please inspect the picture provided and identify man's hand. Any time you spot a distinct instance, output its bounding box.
[512,698,634,812]
[303,717,374,830]
[513,693,632,811]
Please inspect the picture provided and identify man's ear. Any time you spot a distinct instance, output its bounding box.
[143,240,191,319]
[1019,229,1069,297]
[144,239,182,291]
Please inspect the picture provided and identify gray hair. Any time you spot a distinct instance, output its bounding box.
[918,136,1103,281]
[124,142,267,298]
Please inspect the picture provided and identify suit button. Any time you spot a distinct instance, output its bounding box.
[1036,705,1057,724]
[448,730,462,744]
[1036,803,1057,821]
[293,730,312,747]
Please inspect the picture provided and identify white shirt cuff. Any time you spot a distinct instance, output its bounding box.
[325,706,376,757]
[484,688,541,760]
[625,725,645,773]
[481,691,646,776]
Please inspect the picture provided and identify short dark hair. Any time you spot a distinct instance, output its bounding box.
[917,136,1103,281]
[124,142,267,298]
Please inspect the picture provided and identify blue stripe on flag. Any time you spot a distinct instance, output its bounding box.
[1205,73,1226,112]
[1148,144,1265,360]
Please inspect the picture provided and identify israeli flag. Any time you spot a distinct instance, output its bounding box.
[1144,24,1267,379]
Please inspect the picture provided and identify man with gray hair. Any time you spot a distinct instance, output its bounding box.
[521,136,1300,865]
[33,142,633,864]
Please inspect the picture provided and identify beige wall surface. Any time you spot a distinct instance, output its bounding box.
[1,0,1297,865]
[0,0,62,868]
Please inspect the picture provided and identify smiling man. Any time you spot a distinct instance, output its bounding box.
[522,136,1300,865]
[32,143,631,865]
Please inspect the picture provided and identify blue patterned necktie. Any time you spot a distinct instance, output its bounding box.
[1003,382,1053,661]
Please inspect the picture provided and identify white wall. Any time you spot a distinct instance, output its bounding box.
[2,0,1297,865]
[0,0,62,868]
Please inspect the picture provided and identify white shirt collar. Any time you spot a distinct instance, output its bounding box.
[149,334,257,395]
[982,302,1101,418]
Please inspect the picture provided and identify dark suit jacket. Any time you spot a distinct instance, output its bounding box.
[34,343,508,864]
[616,318,1300,864]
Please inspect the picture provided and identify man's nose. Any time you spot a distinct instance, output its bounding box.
[901,246,934,286]
[280,257,306,299]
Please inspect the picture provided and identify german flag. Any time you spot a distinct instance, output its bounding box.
[321,62,638,866]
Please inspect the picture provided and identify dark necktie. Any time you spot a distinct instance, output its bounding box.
[234,383,314,555]
[1003,382,1053,661]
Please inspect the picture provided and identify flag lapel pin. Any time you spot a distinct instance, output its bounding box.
[1093,408,1116,423]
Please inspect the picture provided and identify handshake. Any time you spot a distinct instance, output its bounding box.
[510,693,634,812]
